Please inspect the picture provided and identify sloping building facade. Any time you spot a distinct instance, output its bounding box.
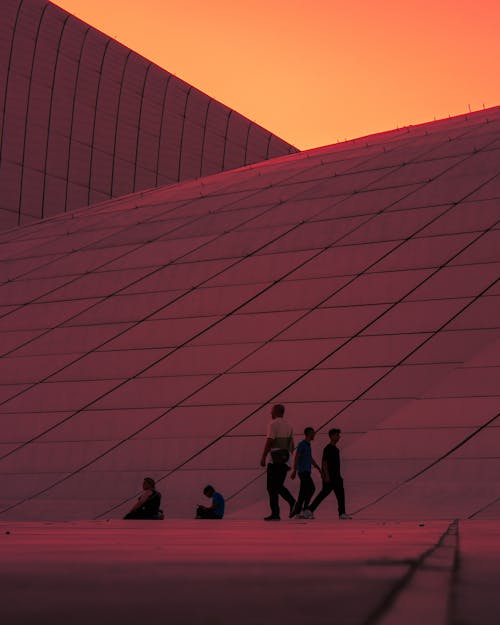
[0,107,499,520]
[0,0,296,230]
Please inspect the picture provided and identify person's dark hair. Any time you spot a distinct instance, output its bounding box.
[304,427,315,436]
[143,477,155,488]
[203,485,215,496]
[328,428,341,437]
[273,404,285,417]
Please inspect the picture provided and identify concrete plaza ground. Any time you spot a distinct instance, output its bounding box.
[1,520,498,625]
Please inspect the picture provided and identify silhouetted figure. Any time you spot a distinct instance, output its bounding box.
[196,485,225,519]
[123,477,164,520]
[260,403,296,521]
[290,427,321,517]
[303,429,352,520]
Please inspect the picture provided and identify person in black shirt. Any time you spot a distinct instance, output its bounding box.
[123,477,164,520]
[303,428,352,520]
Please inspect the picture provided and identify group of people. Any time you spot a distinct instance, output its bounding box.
[260,404,351,521]
[124,480,225,520]
[124,403,350,522]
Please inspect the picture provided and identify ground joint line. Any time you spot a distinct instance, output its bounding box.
[363,520,459,625]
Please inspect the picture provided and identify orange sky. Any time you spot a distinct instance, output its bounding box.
[54,0,500,150]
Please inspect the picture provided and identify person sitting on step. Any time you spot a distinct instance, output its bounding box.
[124,477,164,520]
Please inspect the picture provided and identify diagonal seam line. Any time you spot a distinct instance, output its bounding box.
[4,112,494,243]
[0,117,415,289]
[1,209,496,517]
[0,137,497,514]
[468,470,500,518]
[0,161,401,399]
[0,196,297,354]
[359,520,458,625]
[2,134,492,383]
[2,146,343,334]
[210,235,500,511]
[1,133,284,287]
[0,196,403,461]
[1,121,365,283]
[225,277,499,509]
[0,133,472,431]
[95,219,499,517]
[352,411,500,516]
[0,144,483,460]
[0,135,360,323]
[6,194,496,517]
[0,115,489,283]
[0,186,253,312]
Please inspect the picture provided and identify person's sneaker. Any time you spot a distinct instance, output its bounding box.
[339,513,353,520]
[264,515,280,521]
[302,509,314,519]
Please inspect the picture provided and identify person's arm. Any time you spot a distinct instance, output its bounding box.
[206,496,217,511]
[260,437,274,467]
[321,450,330,482]
[128,490,150,513]
[312,455,322,473]
[290,447,301,479]
[206,494,223,513]
[260,427,274,467]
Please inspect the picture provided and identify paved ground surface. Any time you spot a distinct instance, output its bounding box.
[1,520,498,625]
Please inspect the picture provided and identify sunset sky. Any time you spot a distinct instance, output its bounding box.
[54,0,500,150]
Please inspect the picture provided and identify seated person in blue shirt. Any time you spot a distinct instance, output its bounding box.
[196,485,225,519]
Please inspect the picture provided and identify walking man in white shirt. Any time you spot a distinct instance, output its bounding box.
[260,404,296,521]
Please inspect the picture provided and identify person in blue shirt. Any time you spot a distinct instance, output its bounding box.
[196,485,225,519]
[290,427,321,518]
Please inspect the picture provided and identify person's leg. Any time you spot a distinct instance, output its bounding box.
[276,464,295,515]
[266,462,281,518]
[308,481,333,513]
[294,472,308,514]
[197,508,221,519]
[124,510,150,520]
[332,476,346,517]
[295,472,314,514]
[303,472,316,510]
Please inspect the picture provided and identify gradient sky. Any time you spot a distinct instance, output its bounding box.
[54,0,500,150]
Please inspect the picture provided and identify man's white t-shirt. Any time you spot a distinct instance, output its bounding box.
[266,418,294,452]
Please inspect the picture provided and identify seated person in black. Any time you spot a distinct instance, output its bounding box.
[196,485,225,519]
[124,477,164,520]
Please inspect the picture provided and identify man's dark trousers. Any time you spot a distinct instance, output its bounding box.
[267,462,295,518]
[308,476,345,516]
[295,471,315,514]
